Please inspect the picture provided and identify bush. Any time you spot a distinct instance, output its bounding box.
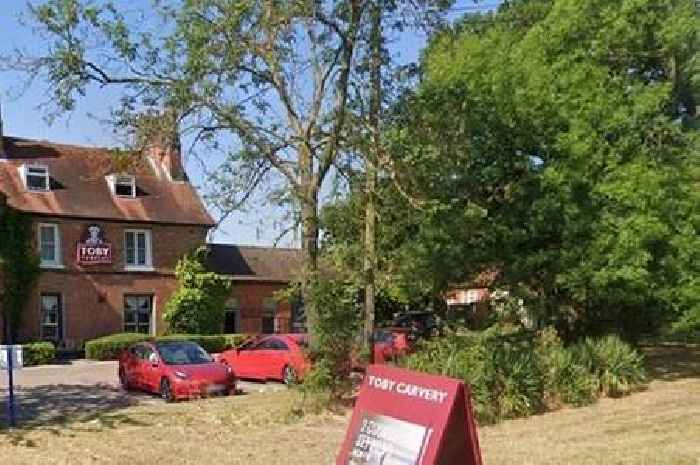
[574,335,646,397]
[22,342,56,366]
[164,248,231,334]
[85,333,150,360]
[301,279,361,401]
[85,333,250,360]
[402,326,647,424]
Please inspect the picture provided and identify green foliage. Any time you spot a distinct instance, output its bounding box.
[573,335,647,397]
[85,333,150,360]
[164,247,231,335]
[301,278,361,400]
[0,200,41,343]
[403,327,646,424]
[84,332,249,360]
[375,0,700,338]
[22,342,56,366]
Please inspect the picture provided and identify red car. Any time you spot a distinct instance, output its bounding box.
[119,340,236,402]
[372,328,412,364]
[218,334,310,385]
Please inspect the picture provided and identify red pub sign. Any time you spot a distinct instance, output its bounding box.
[337,365,482,465]
[76,224,112,265]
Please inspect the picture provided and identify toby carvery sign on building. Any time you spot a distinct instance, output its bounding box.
[336,365,482,465]
[76,224,112,265]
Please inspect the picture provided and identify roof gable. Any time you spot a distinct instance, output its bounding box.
[0,137,214,226]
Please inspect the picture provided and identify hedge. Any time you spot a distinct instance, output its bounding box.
[22,342,56,366]
[85,333,250,360]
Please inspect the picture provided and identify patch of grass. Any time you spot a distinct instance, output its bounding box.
[0,347,697,465]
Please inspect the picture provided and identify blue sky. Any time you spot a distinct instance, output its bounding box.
[0,0,500,246]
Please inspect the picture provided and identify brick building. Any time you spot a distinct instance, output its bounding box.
[0,131,214,349]
[205,244,302,334]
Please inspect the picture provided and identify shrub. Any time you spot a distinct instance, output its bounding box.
[574,335,646,397]
[85,333,250,360]
[85,333,150,360]
[403,327,647,424]
[22,342,56,366]
[536,327,598,407]
[301,279,361,401]
[164,247,231,334]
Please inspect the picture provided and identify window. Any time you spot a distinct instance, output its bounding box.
[40,294,62,342]
[224,297,241,334]
[124,295,153,334]
[113,175,136,197]
[37,223,62,268]
[262,297,276,334]
[124,229,153,270]
[23,165,50,191]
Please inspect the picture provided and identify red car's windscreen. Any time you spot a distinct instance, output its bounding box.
[156,342,213,365]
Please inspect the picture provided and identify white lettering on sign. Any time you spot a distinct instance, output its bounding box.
[367,375,449,404]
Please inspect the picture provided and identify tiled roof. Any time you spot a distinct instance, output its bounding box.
[0,137,214,226]
[206,244,302,282]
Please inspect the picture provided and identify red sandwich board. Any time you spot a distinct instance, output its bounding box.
[336,365,482,465]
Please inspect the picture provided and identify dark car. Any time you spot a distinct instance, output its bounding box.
[391,311,444,339]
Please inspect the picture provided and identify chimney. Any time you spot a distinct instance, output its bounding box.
[139,110,186,181]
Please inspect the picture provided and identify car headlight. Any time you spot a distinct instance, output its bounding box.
[174,371,189,379]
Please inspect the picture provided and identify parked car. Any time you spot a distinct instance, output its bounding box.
[391,311,444,339]
[372,328,412,364]
[218,334,310,385]
[119,340,236,402]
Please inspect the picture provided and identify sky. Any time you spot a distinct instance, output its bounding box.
[0,0,500,247]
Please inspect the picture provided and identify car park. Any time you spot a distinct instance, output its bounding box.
[218,334,310,385]
[119,340,236,402]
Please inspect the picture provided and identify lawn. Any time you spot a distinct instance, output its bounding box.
[0,346,698,465]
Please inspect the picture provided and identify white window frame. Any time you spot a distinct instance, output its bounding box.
[123,294,154,335]
[40,293,63,342]
[37,223,63,269]
[21,164,51,192]
[107,174,137,198]
[124,229,154,271]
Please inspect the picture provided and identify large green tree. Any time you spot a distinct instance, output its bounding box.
[326,0,700,338]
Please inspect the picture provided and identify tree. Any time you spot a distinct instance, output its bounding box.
[0,194,41,344]
[389,0,700,338]
[11,0,367,341]
[322,0,699,338]
[164,247,231,334]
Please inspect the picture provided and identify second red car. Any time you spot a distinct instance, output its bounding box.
[218,334,310,385]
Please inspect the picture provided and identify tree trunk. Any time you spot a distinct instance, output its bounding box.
[363,0,382,364]
[299,143,320,343]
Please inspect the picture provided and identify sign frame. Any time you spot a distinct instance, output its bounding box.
[337,364,482,465]
[0,345,23,371]
[76,224,112,265]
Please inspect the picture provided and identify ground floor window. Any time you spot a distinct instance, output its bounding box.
[262,297,276,333]
[124,295,153,334]
[40,293,62,342]
[224,297,241,334]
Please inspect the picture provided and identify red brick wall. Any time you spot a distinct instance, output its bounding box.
[229,281,293,334]
[17,216,208,348]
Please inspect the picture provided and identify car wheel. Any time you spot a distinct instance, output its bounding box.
[283,365,298,386]
[119,368,130,391]
[160,378,175,403]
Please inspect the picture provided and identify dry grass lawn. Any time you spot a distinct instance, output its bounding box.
[0,346,698,465]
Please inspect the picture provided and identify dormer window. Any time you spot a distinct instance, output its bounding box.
[108,174,136,198]
[23,164,50,191]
